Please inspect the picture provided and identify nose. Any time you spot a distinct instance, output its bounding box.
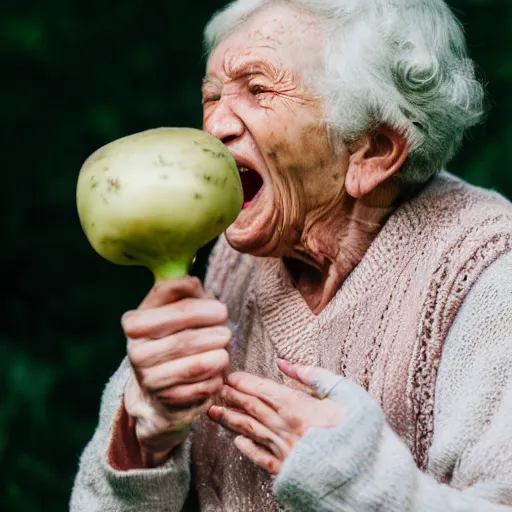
[203,99,245,145]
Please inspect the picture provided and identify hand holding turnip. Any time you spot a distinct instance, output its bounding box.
[76,128,243,467]
[121,276,231,467]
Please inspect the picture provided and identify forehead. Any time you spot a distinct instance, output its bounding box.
[207,3,321,78]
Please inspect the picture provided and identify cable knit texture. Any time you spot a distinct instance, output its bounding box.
[69,358,192,511]
[70,172,512,511]
[273,252,512,512]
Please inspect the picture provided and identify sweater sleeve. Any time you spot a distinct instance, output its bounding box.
[69,358,191,512]
[273,252,512,512]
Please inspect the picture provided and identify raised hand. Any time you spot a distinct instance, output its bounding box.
[119,276,231,468]
[208,359,345,475]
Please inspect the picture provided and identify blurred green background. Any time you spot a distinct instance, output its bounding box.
[0,0,510,510]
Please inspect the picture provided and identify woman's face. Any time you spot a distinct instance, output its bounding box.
[202,3,349,257]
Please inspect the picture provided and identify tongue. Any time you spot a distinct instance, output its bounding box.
[241,170,263,208]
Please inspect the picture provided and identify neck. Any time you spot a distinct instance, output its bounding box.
[284,182,403,314]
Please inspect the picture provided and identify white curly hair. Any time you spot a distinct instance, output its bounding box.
[204,0,485,187]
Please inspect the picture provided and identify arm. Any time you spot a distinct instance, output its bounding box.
[273,253,512,512]
[70,276,231,512]
[70,358,191,512]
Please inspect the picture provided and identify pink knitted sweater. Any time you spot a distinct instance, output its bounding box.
[191,172,512,510]
[70,172,512,512]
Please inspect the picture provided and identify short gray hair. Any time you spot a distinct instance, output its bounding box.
[204,0,485,187]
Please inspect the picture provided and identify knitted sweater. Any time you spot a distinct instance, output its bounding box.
[70,173,512,511]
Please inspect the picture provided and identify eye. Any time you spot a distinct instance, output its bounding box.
[202,94,221,106]
[248,84,268,95]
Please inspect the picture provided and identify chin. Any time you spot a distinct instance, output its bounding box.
[225,185,282,256]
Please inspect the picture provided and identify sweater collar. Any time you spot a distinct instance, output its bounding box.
[253,172,456,363]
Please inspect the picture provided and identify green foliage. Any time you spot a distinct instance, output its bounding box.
[0,0,510,510]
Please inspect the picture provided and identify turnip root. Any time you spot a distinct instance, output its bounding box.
[77,128,243,280]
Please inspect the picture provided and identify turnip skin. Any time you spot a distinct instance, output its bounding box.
[77,127,243,280]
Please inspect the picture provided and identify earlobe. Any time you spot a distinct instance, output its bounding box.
[345,127,409,199]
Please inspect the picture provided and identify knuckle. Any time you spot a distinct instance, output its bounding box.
[158,386,180,401]
[188,276,203,294]
[184,350,228,380]
[138,369,156,392]
[158,384,205,406]
[173,298,228,325]
[212,325,232,343]
[171,329,193,354]
[185,359,207,380]
[244,398,259,416]
[152,280,170,296]
[215,302,229,322]
[127,341,142,365]
[174,297,197,313]
[217,349,230,369]
[121,311,138,336]
[173,299,207,324]
[211,376,225,393]
[223,384,235,400]
[227,372,243,387]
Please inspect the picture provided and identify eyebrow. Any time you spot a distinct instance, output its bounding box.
[203,57,276,86]
[228,57,275,80]
[229,59,272,80]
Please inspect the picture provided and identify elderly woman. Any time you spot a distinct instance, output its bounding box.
[71,1,512,511]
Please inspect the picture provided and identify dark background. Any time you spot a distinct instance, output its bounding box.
[1,1,510,510]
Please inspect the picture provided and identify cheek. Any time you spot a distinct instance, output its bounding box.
[266,126,337,196]
[296,130,343,204]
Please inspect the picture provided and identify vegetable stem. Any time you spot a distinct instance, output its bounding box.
[152,259,190,281]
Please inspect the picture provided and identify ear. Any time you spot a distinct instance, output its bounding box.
[345,126,409,199]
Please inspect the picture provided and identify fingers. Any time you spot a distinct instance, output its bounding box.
[139,276,204,309]
[121,276,232,459]
[234,436,282,476]
[226,372,294,411]
[208,405,291,460]
[128,326,232,368]
[154,375,224,408]
[122,299,228,339]
[277,358,340,399]
[277,358,302,380]
[220,385,288,434]
[136,349,229,391]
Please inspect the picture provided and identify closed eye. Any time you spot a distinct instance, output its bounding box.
[202,94,221,105]
[249,84,270,95]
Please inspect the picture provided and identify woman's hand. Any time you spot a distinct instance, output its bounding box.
[120,276,231,468]
[207,359,344,475]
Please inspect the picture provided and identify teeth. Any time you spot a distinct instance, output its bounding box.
[238,167,249,173]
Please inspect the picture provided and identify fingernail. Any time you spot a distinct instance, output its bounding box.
[277,358,292,369]
[208,405,221,418]
[210,301,228,317]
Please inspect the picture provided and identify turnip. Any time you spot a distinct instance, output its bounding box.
[76,128,243,280]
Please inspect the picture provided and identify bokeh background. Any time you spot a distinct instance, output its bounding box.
[1,0,510,510]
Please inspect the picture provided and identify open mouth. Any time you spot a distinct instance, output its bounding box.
[238,167,264,209]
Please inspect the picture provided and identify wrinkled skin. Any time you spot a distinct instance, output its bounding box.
[208,359,345,475]
[203,2,408,313]
[202,5,329,260]
[117,2,409,473]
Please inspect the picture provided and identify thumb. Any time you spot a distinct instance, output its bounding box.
[277,358,343,399]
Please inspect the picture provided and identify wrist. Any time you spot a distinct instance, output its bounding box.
[108,400,187,470]
[108,401,143,471]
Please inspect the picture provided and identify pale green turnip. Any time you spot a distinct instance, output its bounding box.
[76,127,243,280]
